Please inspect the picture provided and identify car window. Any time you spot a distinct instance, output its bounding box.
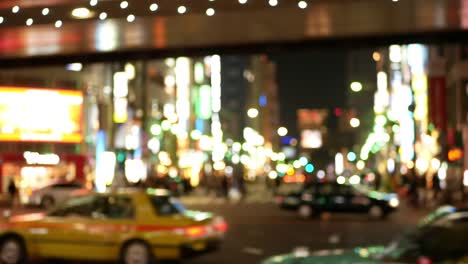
[336,185,352,195]
[106,196,135,219]
[48,195,97,217]
[418,206,457,227]
[149,195,186,216]
[453,215,468,223]
[433,213,468,229]
[48,195,134,219]
[52,183,83,188]
[318,184,333,195]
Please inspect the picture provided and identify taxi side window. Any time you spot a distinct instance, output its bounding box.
[48,195,97,217]
[105,196,135,219]
[149,196,181,216]
[49,195,134,219]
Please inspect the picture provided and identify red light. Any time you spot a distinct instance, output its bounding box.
[334,108,343,116]
[213,217,228,233]
[418,257,433,264]
[214,222,228,232]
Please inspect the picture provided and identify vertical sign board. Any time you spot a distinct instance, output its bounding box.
[428,76,447,132]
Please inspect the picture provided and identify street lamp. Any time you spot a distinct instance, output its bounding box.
[350,82,363,92]
[350,118,360,128]
[247,108,259,118]
[372,51,381,62]
[277,127,288,137]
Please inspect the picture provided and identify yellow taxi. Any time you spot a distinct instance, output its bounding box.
[0,188,228,264]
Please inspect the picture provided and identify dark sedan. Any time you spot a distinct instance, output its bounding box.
[262,205,468,264]
[276,182,399,219]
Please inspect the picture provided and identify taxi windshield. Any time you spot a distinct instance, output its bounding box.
[148,195,186,216]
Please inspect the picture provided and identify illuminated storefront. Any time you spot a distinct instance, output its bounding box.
[0,86,87,200]
[0,152,87,202]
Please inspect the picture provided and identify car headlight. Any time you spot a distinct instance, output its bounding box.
[293,247,310,257]
[389,197,399,208]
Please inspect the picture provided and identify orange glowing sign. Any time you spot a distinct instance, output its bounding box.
[448,148,463,162]
[283,174,306,183]
[0,87,83,143]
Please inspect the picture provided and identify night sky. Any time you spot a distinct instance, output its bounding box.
[271,50,348,137]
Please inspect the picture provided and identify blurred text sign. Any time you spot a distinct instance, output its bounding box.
[0,87,83,143]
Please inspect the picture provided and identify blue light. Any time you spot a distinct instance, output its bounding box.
[259,95,267,107]
[195,118,205,133]
[282,136,293,145]
[305,164,315,173]
[95,130,106,155]
[95,130,107,193]
[133,148,142,159]
[347,152,357,162]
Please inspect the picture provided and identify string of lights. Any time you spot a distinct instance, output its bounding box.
[0,0,310,28]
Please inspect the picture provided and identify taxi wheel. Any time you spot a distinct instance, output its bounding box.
[121,241,156,264]
[0,236,27,264]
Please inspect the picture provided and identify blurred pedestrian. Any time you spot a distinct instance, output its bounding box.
[7,177,18,208]
[221,175,229,198]
[233,163,246,199]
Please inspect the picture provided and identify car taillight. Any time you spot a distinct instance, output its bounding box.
[184,226,207,238]
[418,257,433,264]
[214,221,228,232]
[212,217,228,232]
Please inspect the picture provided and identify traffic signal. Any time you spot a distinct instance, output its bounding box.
[116,149,126,164]
[305,163,315,173]
[334,108,343,117]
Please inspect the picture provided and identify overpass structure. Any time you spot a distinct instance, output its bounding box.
[0,0,467,65]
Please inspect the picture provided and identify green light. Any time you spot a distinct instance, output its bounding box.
[195,85,212,120]
[194,62,205,84]
[150,124,162,135]
[305,163,315,173]
[371,145,380,153]
[117,151,126,163]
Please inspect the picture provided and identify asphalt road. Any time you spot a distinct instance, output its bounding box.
[182,202,430,264]
[2,198,431,264]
